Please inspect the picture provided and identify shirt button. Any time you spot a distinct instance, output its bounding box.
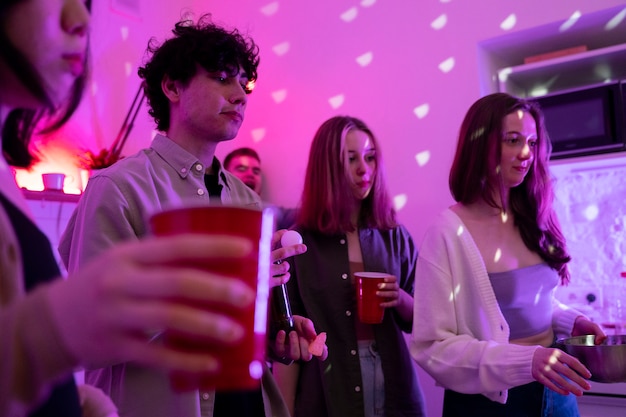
[195,164,203,172]
[345,310,352,316]
[350,350,357,356]
[341,273,348,280]
[340,239,346,245]
[202,392,210,400]
[181,167,187,174]
[197,189,205,196]
[354,386,361,392]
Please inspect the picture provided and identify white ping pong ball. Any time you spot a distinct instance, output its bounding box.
[281,230,303,247]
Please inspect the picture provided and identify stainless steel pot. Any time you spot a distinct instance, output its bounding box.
[557,335,626,383]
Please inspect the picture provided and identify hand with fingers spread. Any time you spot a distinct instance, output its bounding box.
[49,234,256,376]
[531,347,591,396]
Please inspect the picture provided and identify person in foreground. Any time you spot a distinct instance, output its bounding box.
[410,92,606,417]
[273,116,426,417]
[59,14,325,417]
[1,1,272,416]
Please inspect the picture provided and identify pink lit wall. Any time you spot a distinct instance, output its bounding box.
[18,0,624,242]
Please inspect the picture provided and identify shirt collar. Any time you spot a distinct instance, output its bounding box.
[150,134,233,190]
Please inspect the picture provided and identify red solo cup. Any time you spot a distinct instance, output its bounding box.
[149,205,274,392]
[354,272,390,324]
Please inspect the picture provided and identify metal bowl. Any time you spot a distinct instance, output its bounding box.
[557,335,626,383]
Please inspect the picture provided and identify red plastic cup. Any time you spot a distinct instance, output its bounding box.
[149,205,274,392]
[354,272,390,324]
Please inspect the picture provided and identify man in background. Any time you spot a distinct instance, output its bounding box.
[224,147,263,195]
[224,147,297,229]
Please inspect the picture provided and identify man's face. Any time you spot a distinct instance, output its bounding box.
[226,155,262,195]
[170,66,250,144]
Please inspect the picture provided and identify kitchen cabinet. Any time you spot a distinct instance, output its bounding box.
[478,5,626,97]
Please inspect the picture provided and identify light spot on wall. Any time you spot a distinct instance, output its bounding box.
[415,150,431,167]
[328,94,345,109]
[560,11,581,32]
[124,62,132,77]
[120,26,129,41]
[431,14,447,30]
[91,81,98,96]
[438,57,455,73]
[271,89,287,103]
[356,52,373,67]
[251,128,266,142]
[260,1,279,16]
[584,203,600,221]
[340,7,358,22]
[413,103,430,119]
[606,7,626,30]
[360,0,376,7]
[393,194,407,211]
[272,41,290,56]
[498,67,512,83]
[494,248,502,263]
[500,14,517,31]
[457,225,464,236]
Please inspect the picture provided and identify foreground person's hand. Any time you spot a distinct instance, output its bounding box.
[48,234,257,378]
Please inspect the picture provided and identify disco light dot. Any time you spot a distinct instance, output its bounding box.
[328,94,345,109]
[271,89,287,103]
[415,151,430,167]
[431,14,447,30]
[356,52,373,67]
[413,104,429,119]
[251,128,266,142]
[340,7,358,22]
[272,42,290,56]
[438,57,455,73]
[393,194,407,211]
[260,2,279,16]
[500,14,517,31]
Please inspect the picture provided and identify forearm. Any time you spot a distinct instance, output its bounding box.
[1,286,78,416]
[394,289,413,324]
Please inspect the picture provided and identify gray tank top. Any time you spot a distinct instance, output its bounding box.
[488,263,558,339]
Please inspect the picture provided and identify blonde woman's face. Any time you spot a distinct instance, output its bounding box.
[1,0,89,108]
[345,129,376,200]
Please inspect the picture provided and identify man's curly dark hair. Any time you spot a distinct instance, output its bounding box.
[138,14,260,132]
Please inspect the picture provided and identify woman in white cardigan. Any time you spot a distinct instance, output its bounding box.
[411,93,606,417]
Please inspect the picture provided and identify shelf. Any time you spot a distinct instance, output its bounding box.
[498,43,626,97]
[478,5,626,96]
[22,189,81,203]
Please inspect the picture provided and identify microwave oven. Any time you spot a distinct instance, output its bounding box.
[531,81,626,160]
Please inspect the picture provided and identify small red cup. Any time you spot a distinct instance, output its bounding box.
[354,272,390,324]
[149,205,274,392]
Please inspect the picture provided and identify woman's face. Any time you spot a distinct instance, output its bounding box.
[499,110,537,189]
[345,129,376,200]
[1,0,89,108]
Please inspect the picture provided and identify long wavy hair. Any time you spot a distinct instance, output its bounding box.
[296,115,397,235]
[138,14,260,132]
[0,0,90,168]
[449,93,571,283]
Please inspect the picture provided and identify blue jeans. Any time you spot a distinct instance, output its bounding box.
[358,340,385,417]
[442,383,579,417]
